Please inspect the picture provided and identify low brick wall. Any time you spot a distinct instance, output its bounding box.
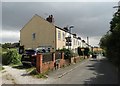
[64,59,70,66]
[36,52,89,73]
[70,57,75,64]
[74,56,81,63]
[72,55,89,63]
[36,52,65,73]
[42,61,54,73]
[59,59,65,68]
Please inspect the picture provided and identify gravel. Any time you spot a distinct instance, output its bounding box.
[0,66,53,85]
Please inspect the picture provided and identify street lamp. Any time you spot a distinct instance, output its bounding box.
[69,25,74,50]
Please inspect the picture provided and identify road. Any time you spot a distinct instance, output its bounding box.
[49,56,118,84]
[1,55,118,85]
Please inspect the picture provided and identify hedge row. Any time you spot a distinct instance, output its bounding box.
[2,49,21,65]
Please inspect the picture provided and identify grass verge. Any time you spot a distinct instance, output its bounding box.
[26,67,48,79]
[0,66,4,71]
[79,57,85,62]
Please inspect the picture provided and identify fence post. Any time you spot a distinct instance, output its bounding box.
[52,52,57,70]
[61,52,64,59]
[52,52,55,63]
[36,54,43,73]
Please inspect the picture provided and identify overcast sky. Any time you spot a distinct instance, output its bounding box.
[1,1,119,46]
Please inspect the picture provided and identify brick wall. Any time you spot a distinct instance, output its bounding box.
[74,56,81,63]
[42,61,54,73]
[36,52,65,73]
[36,52,89,73]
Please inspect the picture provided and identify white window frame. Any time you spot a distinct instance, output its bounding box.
[58,31,61,40]
[62,32,65,41]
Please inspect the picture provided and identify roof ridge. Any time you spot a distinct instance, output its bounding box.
[34,14,55,27]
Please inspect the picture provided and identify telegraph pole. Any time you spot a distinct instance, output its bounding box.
[87,36,89,45]
[69,25,74,50]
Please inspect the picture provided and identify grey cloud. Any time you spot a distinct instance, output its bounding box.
[2,37,19,43]
[2,2,117,44]
[2,2,58,31]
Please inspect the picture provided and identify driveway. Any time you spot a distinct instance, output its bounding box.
[1,66,52,85]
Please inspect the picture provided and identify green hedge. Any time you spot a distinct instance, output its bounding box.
[77,47,90,56]
[56,48,74,59]
[2,49,21,65]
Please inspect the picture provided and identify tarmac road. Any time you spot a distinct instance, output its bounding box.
[49,56,118,84]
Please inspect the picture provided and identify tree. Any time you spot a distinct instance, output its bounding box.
[0,43,1,47]
[2,43,12,49]
[110,9,120,32]
[99,7,120,67]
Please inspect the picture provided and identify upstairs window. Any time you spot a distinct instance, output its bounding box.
[62,32,65,41]
[74,39,75,45]
[78,41,80,45]
[76,40,77,45]
[58,31,61,40]
[32,33,36,40]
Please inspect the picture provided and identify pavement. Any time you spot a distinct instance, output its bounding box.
[48,58,89,79]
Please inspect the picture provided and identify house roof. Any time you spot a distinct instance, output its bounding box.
[55,26,68,32]
[21,14,73,34]
[35,14,84,41]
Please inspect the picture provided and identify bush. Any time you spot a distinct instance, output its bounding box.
[77,47,90,56]
[56,48,73,59]
[2,49,21,65]
[0,66,4,71]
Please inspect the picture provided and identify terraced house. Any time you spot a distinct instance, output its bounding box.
[20,14,89,53]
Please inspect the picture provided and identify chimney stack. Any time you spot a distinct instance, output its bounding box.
[46,15,54,23]
[87,36,89,45]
